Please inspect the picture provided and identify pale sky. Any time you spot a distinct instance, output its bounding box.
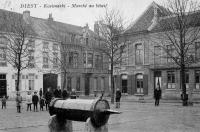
[0,0,165,30]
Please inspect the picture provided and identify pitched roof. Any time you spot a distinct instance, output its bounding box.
[0,9,97,41]
[151,11,200,32]
[124,2,169,34]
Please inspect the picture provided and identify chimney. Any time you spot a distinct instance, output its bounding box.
[94,21,99,35]
[48,13,54,22]
[23,10,30,24]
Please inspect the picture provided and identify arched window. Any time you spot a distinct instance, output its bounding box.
[135,43,143,65]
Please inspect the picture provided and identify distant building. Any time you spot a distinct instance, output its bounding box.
[0,9,109,98]
[115,2,200,100]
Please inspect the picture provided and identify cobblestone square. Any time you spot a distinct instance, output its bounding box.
[1,100,200,132]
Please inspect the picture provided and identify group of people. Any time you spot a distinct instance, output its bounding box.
[14,87,75,113]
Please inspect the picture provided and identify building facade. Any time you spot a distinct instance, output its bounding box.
[60,24,110,96]
[0,9,109,98]
[115,2,200,100]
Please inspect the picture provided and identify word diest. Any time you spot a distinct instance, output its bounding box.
[20,4,38,8]
[20,4,66,8]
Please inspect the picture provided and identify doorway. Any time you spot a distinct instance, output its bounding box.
[43,73,58,94]
[121,74,127,93]
[136,74,143,94]
[0,74,6,97]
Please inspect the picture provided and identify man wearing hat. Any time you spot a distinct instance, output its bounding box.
[32,91,39,112]
[115,88,121,108]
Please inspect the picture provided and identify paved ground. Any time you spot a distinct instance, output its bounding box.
[1,99,200,132]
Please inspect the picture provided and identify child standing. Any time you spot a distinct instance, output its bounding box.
[40,95,45,111]
[16,92,22,113]
[1,95,6,109]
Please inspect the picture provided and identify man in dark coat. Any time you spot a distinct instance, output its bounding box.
[54,87,62,98]
[154,79,162,106]
[45,88,53,110]
[115,88,121,108]
[62,89,69,100]
[32,91,39,112]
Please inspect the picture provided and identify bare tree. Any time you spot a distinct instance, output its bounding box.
[0,11,35,91]
[97,9,128,103]
[152,0,200,106]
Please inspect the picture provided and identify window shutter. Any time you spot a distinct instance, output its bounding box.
[128,75,135,95]
[143,74,148,95]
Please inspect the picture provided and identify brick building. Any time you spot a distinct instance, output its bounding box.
[115,2,200,100]
[0,9,109,98]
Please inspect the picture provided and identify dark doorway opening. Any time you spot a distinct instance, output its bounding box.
[0,74,6,98]
[121,74,128,93]
[84,73,91,95]
[43,73,58,95]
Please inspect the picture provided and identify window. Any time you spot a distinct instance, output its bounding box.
[95,54,103,69]
[76,76,80,91]
[73,52,78,68]
[135,44,143,65]
[167,45,175,63]
[95,55,100,69]
[71,34,75,43]
[69,52,73,67]
[28,51,35,68]
[167,71,175,89]
[94,78,98,91]
[0,48,6,61]
[87,53,93,68]
[43,42,49,50]
[195,71,200,89]
[53,43,58,51]
[100,77,105,91]
[195,42,200,61]
[43,52,49,68]
[67,77,72,91]
[28,73,35,90]
[182,71,189,89]
[53,52,58,68]
[86,38,89,45]
[83,53,86,67]
[0,37,7,67]
[136,74,143,93]
[154,46,161,64]
[28,40,35,51]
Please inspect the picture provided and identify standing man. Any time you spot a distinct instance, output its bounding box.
[45,88,53,110]
[54,86,62,98]
[16,92,22,113]
[154,79,162,106]
[115,88,121,108]
[62,89,69,100]
[39,88,43,99]
[32,91,39,112]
